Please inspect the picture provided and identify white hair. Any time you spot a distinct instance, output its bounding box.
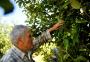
[10,25,29,46]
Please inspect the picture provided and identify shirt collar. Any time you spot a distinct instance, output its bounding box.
[13,46,25,59]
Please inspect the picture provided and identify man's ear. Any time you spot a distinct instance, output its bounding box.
[17,37,23,47]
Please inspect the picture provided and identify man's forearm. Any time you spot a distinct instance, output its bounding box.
[32,31,51,51]
[48,19,64,33]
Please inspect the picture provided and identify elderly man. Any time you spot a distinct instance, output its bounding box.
[0,20,64,62]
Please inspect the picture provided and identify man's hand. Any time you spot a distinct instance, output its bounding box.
[48,19,64,33]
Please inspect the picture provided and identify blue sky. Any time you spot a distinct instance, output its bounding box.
[0,0,27,25]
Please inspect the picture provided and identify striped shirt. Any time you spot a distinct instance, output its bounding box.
[0,31,51,62]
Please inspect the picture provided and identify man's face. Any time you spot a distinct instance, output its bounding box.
[18,31,33,52]
[24,31,33,50]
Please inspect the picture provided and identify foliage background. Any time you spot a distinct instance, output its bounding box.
[0,24,12,58]
[0,0,90,62]
[15,0,90,62]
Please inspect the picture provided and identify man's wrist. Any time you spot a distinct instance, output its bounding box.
[47,27,54,33]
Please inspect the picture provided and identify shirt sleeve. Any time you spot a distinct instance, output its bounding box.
[32,30,52,51]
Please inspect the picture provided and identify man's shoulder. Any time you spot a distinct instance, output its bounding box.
[0,55,13,62]
[0,48,17,62]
